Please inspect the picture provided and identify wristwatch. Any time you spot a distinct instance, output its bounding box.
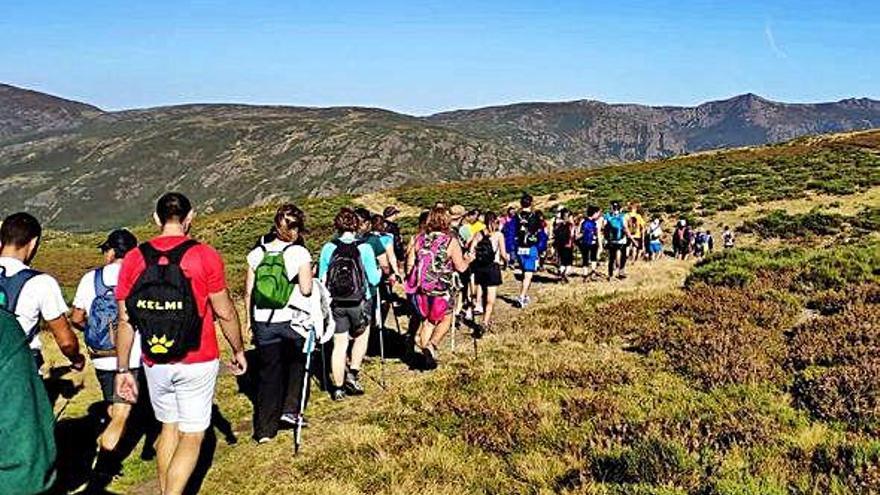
[116,367,131,374]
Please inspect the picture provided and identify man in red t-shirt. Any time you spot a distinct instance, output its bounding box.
[114,192,246,495]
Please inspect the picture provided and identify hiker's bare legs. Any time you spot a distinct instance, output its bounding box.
[417,321,436,349]
[331,333,348,387]
[349,327,370,371]
[156,423,180,493]
[519,272,533,300]
[426,314,453,349]
[99,403,132,451]
[483,286,497,326]
[474,284,484,311]
[163,430,204,495]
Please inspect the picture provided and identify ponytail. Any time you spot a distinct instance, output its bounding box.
[274,204,305,243]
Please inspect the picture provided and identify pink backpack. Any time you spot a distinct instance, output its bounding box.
[404,232,452,297]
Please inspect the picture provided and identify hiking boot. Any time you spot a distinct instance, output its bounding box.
[422,346,438,370]
[617,272,628,280]
[344,371,365,396]
[473,305,484,316]
[257,437,273,445]
[140,444,157,461]
[331,389,347,401]
[281,413,308,428]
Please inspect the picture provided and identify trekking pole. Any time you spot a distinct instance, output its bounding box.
[375,293,386,388]
[294,327,316,456]
[54,397,72,422]
[319,341,328,392]
[450,310,457,354]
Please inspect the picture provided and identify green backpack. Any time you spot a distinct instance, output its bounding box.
[253,244,296,310]
[0,308,56,493]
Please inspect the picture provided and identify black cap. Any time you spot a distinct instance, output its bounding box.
[611,201,621,211]
[98,229,138,257]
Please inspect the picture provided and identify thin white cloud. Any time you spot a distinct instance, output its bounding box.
[764,22,787,59]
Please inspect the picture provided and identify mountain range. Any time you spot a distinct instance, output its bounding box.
[1,82,878,230]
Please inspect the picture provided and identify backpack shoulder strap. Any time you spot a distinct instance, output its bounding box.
[414,233,426,251]
[93,267,111,295]
[164,239,199,265]
[330,239,359,259]
[139,242,162,266]
[0,268,42,314]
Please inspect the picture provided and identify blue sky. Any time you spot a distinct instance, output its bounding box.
[1,0,877,115]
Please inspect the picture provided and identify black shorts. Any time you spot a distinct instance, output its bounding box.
[557,247,574,266]
[332,302,369,337]
[473,264,502,287]
[579,244,599,264]
[96,368,141,404]
[631,236,644,250]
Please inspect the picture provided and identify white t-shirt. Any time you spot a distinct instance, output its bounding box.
[246,240,312,323]
[72,263,142,371]
[0,256,68,351]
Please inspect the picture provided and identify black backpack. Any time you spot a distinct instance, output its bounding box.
[326,240,367,305]
[516,212,541,248]
[387,221,405,261]
[126,240,202,363]
[473,234,496,268]
[554,222,572,248]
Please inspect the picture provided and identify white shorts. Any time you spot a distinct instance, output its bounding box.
[144,359,219,433]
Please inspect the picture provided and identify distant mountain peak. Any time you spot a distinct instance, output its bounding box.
[1,83,879,230]
[0,83,102,140]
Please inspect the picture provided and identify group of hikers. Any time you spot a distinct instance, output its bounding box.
[0,191,736,495]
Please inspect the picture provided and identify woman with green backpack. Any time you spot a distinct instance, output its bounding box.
[244,204,314,443]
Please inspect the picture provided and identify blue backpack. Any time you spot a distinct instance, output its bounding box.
[605,213,626,242]
[84,267,118,355]
[581,219,598,246]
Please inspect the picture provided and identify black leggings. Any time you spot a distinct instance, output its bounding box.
[607,243,628,277]
[253,334,309,439]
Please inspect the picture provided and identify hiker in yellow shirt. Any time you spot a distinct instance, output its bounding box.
[625,203,647,262]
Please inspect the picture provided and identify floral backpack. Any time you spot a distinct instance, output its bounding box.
[404,232,453,297]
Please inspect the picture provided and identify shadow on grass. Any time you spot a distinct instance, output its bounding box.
[49,366,236,495]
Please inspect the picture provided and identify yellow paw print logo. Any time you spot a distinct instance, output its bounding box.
[147,335,175,354]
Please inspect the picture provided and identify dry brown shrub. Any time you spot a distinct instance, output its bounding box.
[529,361,635,389]
[793,359,880,434]
[787,302,880,370]
[435,394,543,455]
[807,283,880,315]
[807,440,880,493]
[638,285,799,388]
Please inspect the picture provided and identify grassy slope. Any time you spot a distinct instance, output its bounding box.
[34,130,880,494]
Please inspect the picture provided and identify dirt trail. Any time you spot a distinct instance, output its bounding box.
[128,249,693,493]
